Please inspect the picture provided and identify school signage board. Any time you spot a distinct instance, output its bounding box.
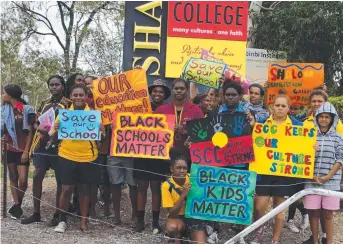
[167,1,249,41]
[187,112,254,167]
[249,123,316,179]
[58,110,101,141]
[110,112,175,160]
[267,63,324,105]
[92,69,152,125]
[185,164,257,225]
[182,58,227,89]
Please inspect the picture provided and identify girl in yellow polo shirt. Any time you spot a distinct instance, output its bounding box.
[162,149,207,244]
[51,84,104,233]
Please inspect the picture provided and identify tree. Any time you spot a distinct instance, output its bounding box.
[13,1,123,76]
[250,1,343,95]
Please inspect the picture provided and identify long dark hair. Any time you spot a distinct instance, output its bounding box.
[4,84,27,105]
[47,75,66,96]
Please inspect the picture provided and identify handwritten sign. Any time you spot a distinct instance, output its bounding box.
[58,110,101,141]
[249,123,316,179]
[92,69,152,125]
[185,164,256,225]
[267,63,324,105]
[187,112,254,167]
[183,58,226,89]
[111,113,175,160]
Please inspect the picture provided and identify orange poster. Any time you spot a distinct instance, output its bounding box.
[267,63,324,105]
[93,69,152,125]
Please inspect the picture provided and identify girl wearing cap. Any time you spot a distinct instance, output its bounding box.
[134,79,172,233]
[1,84,35,220]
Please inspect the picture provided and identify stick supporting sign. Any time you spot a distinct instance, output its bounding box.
[58,110,101,141]
[185,164,256,225]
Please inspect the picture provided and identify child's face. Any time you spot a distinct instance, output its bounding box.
[317,113,332,129]
[170,160,188,178]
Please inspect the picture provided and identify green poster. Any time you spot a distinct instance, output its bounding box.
[182,58,226,89]
[185,164,257,225]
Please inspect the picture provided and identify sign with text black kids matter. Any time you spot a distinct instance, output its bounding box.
[111,112,175,160]
[186,112,254,167]
[185,164,257,225]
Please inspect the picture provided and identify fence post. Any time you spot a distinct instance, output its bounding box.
[2,142,8,217]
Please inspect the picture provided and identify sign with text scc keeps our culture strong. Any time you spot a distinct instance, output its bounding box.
[185,164,256,225]
[111,113,175,160]
[58,110,101,141]
[249,123,316,179]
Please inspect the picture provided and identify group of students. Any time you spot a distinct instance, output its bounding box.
[1,68,342,244]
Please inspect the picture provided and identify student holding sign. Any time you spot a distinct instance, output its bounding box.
[51,84,104,233]
[302,103,343,244]
[252,94,304,244]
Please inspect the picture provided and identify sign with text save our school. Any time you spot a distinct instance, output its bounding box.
[185,164,256,225]
[58,110,101,140]
[249,123,316,179]
[92,69,152,125]
[267,63,324,106]
[111,113,175,160]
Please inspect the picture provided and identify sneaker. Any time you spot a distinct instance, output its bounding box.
[134,220,145,232]
[48,213,59,227]
[250,226,264,244]
[207,231,219,244]
[8,204,16,215]
[239,237,246,244]
[21,213,41,224]
[286,220,300,233]
[300,214,309,230]
[302,235,318,244]
[10,205,23,220]
[322,237,327,244]
[54,221,67,233]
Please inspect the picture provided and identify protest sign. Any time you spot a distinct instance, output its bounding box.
[38,107,55,135]
[168,2,248,41]
[187,112,254,167]
[249,123,316,179]
[185,164,256,225]
[111,112,175,160]
[58,110,101,141]
[92,69,152,125]
[267,63,324,105]
[183,58,226,89]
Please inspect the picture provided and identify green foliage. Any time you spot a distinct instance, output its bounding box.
[328,96,343,118]
[252,1,343,95]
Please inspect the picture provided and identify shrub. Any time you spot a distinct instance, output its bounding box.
[328,96,343,118]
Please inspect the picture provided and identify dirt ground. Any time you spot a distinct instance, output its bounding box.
[1,178,343,244]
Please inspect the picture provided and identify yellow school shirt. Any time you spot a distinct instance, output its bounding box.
[161,174,190,216]
[264,115,293,125]
[303,114,343,136]
[57,104,99,162]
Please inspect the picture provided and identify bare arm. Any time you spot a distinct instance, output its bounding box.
[168,184,190,218]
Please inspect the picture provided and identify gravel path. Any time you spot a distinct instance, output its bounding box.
[1,178,343,244]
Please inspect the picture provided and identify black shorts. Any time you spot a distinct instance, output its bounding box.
[6,151,29,166]
[255,175,303,198]
[32,153,58,171]
[58,157,101,185]
[176,216,207,233]
[134,158,170,181]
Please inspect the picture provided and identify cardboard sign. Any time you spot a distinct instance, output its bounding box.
[168,1,248,41]
[187,112,254,167]
[249,123,316,179]
[267,63,324,105]
[111,112,175,159]
[185,164,256,225]
[58,110,101,141]
[92,69,152,125]
[183,58,226,89]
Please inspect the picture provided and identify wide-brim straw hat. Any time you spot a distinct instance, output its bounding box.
[148,79,171,100]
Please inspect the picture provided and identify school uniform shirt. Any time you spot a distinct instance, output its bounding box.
[161,174,190,216]
[305,103,343,191]
[303,113,343,136]
[57,104,99,163]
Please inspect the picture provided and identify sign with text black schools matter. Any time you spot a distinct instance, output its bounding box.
[185,164,257,225]
[111,112,175,160]
[186,112,254,167]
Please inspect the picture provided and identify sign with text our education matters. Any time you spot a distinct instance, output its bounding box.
[111,113,175,160]
[168,2,248,41]
[249,123,316,179]
[183,58,226,89]
[58,110,101,141]
[267,63,324,106]
[187,112,254,167]
[92,69,152,125]
[185,164,256,225]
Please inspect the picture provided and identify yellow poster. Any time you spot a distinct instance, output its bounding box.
[249,123,316,179]
[165,37,246,78]
[92,69,152,125]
